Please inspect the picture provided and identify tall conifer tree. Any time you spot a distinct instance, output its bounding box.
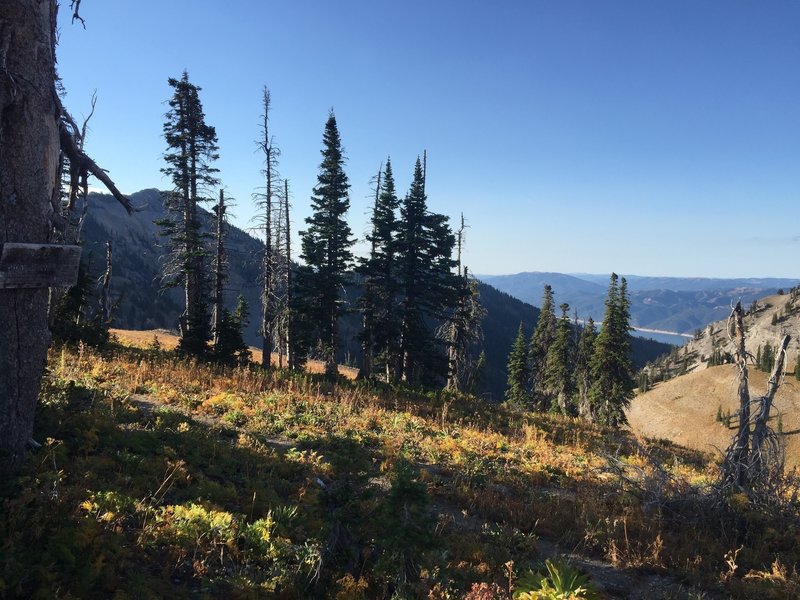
[396,158,458,385]
[530,284,557,408]
[158,71,219,357]
[589,273,634,426]
[299,112,354,376]
[358,160,404,379]
[506,323,531,406]
[545,303,575,415]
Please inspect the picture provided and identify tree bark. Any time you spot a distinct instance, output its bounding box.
[284,178,294,370]
[730,301,751,487]
[212,190,225,346]
[751,333,791,474]
[100,240,112,325]
[0,0,60,473]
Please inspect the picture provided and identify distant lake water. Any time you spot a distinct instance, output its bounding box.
[631,328,690,346]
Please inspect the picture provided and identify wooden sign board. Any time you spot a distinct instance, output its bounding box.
[0,243,82,289]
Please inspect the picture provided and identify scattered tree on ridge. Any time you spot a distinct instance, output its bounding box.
[506,323,531,406]
[544,302,575,415]
[298,112,354,376]
[157,71,219,358]
[589,273,634,427]
[530,284,557,408]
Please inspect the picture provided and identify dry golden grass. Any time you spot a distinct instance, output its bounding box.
[33,337,800,598]
[629,364,800,467]
[110,328,179,349]
[110,328,359,379]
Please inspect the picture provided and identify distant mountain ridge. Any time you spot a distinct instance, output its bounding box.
[480,271,798,335]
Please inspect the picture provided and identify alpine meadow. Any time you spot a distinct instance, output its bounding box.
[2,2,800,599]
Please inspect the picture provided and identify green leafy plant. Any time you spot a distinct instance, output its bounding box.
[513,559,600,600]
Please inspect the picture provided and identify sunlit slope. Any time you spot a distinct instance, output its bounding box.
[628,364,800,467]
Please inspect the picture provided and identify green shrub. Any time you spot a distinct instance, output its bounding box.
[513,559,600,600]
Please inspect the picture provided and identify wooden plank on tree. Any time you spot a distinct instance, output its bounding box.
[0,243,82,289]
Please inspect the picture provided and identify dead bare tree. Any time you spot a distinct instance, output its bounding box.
[726,301,752,488]
[442,215,486,391]
[283,178,294,370]
[99,240,113,327]
[751,334,791,478]
[256,86,280,371]
[0,1,130,473]
[721,301,792,495]
[211,189,227,347]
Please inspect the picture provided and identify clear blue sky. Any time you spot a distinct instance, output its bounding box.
[56,1,800,278]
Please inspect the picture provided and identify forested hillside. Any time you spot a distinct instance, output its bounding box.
[80,189,671,400]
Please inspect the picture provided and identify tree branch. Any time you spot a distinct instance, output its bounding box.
[70,0,86,28]
[54,92,133,214]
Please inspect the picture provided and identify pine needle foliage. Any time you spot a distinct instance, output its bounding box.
[157,71,219,358]
[506,322,531,406]
[530,285,557,409]
[396,158,459,385]
[589,273,634,427]
[298,112,354,376]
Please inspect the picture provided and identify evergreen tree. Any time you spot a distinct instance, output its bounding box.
[761,344,775,373]
[506,323,531,406]
[544,303,575,415]
[298,112,354,376]
[365,159,403,379]
[157,71,219,358]
[589,273,634,427]
[213,296,252,366]
[574,317,597,420]
[530,284,557,408]
[50,258,109,347]
[358,160,403,380]
[396,158,459,385]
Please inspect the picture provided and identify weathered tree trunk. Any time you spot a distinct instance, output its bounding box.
[730,301,751,487]
[0,0,60,473]
[100,240,113,326]
[284,179,294,370]
[446,214,466,390]
[211,189,225,347]
[260,87,276,371]
[751,333,791,475]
